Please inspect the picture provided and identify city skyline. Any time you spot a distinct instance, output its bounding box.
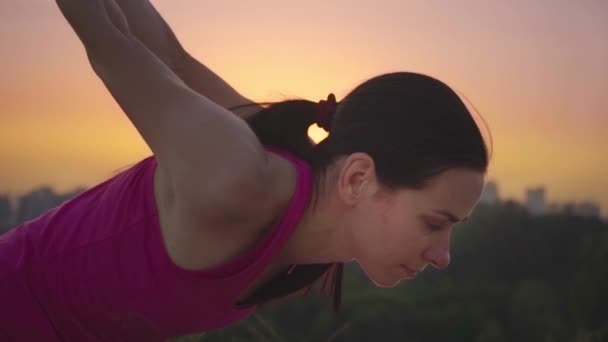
[2,179,605,221]
[1,1,607,216]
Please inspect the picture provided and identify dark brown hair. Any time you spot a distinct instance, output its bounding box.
[236,72,491,312]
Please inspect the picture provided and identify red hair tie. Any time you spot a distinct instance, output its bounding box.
[316,93,337,131]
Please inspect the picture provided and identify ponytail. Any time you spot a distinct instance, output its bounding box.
[233,95,344,312]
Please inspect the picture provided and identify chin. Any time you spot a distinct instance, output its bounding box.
[369,275,401,288]
[357,262,401,288]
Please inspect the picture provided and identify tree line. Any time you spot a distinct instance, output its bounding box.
[184,202,608,342]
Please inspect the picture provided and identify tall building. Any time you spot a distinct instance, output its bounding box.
[480,180,500,204]
[526,187,546,216]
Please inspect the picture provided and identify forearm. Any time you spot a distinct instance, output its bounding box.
[114,0,186,68]
[115,0,262,118]
[55,0,117,54]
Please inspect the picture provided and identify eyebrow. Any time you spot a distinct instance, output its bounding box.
[433,209,469,223]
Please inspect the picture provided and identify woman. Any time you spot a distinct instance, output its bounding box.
[0,0,490,340]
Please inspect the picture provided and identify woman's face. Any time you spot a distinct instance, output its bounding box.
[339,158,485,288]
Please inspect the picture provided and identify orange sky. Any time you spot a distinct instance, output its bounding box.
[1,1,607,216]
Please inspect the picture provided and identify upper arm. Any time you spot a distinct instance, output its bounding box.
[57,1,269,213]
[96,41,268,209]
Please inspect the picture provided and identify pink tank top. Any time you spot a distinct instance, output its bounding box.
[0,147,312,341]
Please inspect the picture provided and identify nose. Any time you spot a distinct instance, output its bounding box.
[423,234,451,270]
[425,248,450,269]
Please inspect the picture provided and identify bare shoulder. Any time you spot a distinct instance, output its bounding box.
[152,150,297,270]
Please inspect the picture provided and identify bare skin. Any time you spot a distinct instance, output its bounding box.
[55,0,486,299]
[112,0,262,118]
[55,0,303,297]
[275,154,485,288]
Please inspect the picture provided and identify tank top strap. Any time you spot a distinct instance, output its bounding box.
[258,145,313,259]
[220,145,313,280]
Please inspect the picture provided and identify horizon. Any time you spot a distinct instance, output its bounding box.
[2,179,605,221]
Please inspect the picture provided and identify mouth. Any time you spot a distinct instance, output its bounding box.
[400,264,418,278]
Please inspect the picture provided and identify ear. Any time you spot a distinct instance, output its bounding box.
[337,153,377,206]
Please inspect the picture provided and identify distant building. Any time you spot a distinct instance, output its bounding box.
[16,187,61,224]
[572,202,601,219]
[0,194,12,233]
[480,181,500,204]
[546,201,601,219]
[526,187,546,216]
[15,187,87,226]
[0,195,10,221]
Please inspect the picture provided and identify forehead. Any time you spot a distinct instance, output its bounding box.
[397,168,485,216]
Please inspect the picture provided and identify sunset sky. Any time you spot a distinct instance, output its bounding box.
[0,1,606,216]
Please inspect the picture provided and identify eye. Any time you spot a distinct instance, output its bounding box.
[427,223,443,232]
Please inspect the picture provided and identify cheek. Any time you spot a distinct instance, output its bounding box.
[354,211,386,244]
[381,208,427,256]
[350,199,426,262]
[347,206,392,258]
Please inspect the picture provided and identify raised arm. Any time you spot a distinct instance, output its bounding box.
[54,0,270,216]
[113,0,262,118]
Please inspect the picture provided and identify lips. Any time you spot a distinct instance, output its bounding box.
[400,264,418,277]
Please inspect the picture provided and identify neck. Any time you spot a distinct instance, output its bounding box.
[278,186,352,266]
